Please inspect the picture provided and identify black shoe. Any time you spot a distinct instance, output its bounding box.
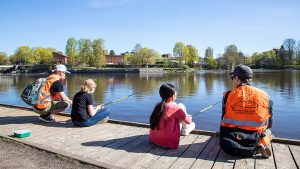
[39,114,55,123]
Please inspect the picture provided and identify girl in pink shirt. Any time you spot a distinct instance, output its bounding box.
[149,83,195,149]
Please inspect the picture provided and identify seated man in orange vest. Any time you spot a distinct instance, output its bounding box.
[34,64,73,122]
[220,64,273,159]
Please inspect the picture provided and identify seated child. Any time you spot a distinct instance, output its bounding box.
[71,79,109,127]
[149,83,195,149]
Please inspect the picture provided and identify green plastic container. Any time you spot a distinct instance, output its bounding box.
[13,129,31,138]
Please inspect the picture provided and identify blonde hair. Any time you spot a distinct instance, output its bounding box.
[81,79,96,92]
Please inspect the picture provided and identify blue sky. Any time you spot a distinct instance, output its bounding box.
[1,0,300,57]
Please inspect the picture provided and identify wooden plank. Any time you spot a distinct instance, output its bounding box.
[147,134,199,169]
[212,149,235,169]
[190,137,219,169]
[254,144,276,169]
[58,123,124,151]
[100,134,149,162]
[289,145,300,168]
[272,143,297,169]
[199,139,221,169]
[84,127,148,159]
[169,135,211,169]
[112,138,155,167]
[234,156,254,169]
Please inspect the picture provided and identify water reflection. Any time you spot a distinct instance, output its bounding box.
[0,70,299,139]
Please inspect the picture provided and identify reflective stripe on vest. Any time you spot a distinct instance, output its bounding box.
[223,118,268,127]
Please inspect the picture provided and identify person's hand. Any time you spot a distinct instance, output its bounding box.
[96,104,104,110]
[187,115,192,121]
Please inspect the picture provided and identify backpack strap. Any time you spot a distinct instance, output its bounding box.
[222,91,231,120]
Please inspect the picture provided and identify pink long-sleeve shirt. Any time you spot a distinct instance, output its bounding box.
[149,102,191,149]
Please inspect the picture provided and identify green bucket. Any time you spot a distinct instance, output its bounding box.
[13,129,31,138]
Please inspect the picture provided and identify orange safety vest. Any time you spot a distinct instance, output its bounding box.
[34,74,61,110]
[221,85,270,134]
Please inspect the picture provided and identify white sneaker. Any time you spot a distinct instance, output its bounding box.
[181,122,195,136]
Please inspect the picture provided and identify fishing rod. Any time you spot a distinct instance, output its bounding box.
[103,93,136,106]
[95,92,139,107]
[192,101,222,117]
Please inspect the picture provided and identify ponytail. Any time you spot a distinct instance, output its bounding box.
[150,100,166,130]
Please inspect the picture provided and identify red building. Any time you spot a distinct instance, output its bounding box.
[53,52,67,65]
[105,55,124,65]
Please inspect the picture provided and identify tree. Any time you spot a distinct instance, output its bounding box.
[173,42,186,64]
[278,45,289,68]
[65,37,78,67]
[109,50,115,55]
[296,40,300,64]
[10,46,32,64]
[251,50,281,68]
[132,44,142,53]
[186,45,199,65]
[206,57,218,69]
[205,47,213,58]
[283,38,296,64]
[134,48,160,66]
[0,52,9,65]
[92,38,106,67]
[32,47,55,64]
[124,53,135,65]
[223,44,239,69]
[78,39,93,66]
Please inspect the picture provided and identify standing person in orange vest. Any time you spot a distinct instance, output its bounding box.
[220,64,274,159]
[33,64,73,122]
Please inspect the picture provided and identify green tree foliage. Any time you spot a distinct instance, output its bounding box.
[205,47,213,58]
[109,50,115,55]
[223,44,240,69]
[65,37,78,67]
[173,42,186,64]
[206,56,218,69]
[186,45,199,65]
[0,52,9,65]
[78,39,93,66]
[251,50,281,68]
[32,47,56,64]
[133,48,160,66]
[123,53,134,65]
[10,46,32,64]
[92,38,106,67]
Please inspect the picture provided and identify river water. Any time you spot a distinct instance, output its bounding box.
[0,70,299,139]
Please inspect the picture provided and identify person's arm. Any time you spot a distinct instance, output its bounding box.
[87,104,104,117]
[175,109,192,124]
[267,99,273,129]
[59,92,73,104]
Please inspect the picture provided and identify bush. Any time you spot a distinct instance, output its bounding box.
[180,64,189,70]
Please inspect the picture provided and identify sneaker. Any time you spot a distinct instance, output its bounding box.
[39,114,55,123]
[260,146,272,159]
[181,122,195,136]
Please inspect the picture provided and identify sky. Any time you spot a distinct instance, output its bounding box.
[1,0,300,57]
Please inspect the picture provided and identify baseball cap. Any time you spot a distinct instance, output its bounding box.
[230,64,252,80]
[52,64,71,74]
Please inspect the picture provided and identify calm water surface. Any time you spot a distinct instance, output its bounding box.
[0,71,299,139]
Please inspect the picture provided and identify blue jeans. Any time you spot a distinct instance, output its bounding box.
[73,108,110,127]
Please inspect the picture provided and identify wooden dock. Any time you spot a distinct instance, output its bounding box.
[0,105,299,169]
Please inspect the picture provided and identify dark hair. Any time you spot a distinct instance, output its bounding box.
[150,83,176,130]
